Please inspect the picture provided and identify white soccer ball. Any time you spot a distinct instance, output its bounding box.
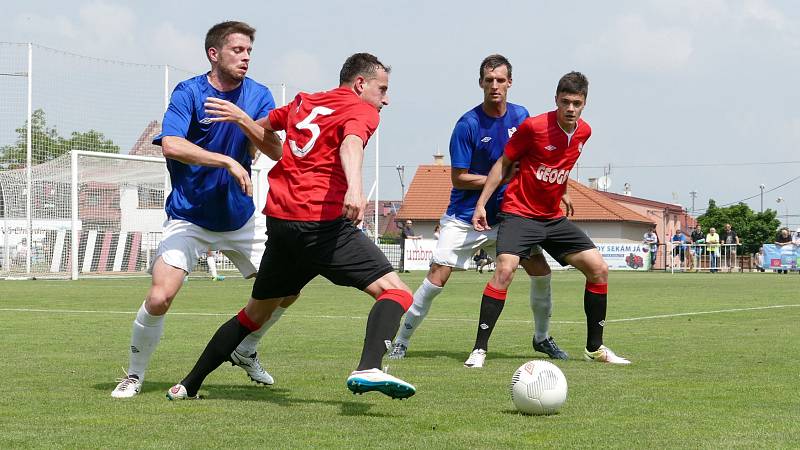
[510,360,568,415]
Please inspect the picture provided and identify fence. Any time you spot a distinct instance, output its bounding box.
[665,243,747,273]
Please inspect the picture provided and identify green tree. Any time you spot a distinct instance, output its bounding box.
[0,109,119,168]
[697,199,780,254]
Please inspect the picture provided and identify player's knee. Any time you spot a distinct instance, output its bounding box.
[585,261,608,283]
[492,267,515,288]
[145,288,176,315]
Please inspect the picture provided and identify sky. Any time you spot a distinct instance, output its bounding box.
[2,0,799,229]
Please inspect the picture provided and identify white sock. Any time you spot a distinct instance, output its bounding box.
[395,277,443,346]
[128,302,165,382]
[530,274,552,343]
[235,306,287,356]
[207,254,219,278]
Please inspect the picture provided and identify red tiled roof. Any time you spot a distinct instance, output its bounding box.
[397,164,654,225]
[129,120,163,157]
[598,191,684,213]
[396,165,451,220]
[566,180,654,224]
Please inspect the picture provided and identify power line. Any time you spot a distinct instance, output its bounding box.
[692,174,800,214]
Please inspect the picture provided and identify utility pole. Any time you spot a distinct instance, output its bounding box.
[759,184,765,213]
[396,165,405,200]
[689,190,698,215]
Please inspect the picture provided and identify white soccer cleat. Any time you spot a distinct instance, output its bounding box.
[111,373,141,398]
[583,345,631,365]
[230,350,274,385]
[463,349,487,368]
[346,368,416,399]
[165,384,199,400]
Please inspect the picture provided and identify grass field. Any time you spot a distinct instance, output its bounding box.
[1,270,798,449]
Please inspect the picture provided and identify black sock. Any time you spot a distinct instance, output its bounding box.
[473,284,506,351]
[357,291,410,371]
[584,283,608,352]
[181,311,257,396]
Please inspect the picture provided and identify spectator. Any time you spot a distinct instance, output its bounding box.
[753,247,765,272]
[399,220,422,273]
[706,227,721,273]
[671,229,688,270]
[774,227,792,274]
[793,228,800,246]
[690,225,705,271]
[472,248,494,274]
[721,223,740,271]
[643,226,659,270]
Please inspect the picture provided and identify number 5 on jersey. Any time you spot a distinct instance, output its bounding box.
[289,106,335,157]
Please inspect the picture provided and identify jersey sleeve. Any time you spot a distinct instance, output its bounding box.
[503,118,533,162]
[255,88,276,120]
[267,104,290,132]
[341,104,379,145]
[153,83,193,145]
[448,117,474,169]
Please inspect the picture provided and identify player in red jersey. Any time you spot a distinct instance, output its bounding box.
[166,53,417,400]
[469,72,631,365]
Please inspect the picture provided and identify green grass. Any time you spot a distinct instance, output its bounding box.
[1,271,798,449]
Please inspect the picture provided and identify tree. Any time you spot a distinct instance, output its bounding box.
[697,199,780,254]
[0,109,119,168]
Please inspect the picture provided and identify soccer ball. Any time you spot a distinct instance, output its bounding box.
[510,360,568,415]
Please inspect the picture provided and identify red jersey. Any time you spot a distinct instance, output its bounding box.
[501,111,591,219]
[265,87,379,221]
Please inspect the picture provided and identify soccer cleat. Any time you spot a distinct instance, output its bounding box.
[463,349,487,368]
[111,373,141,398]
[346,368,416,399]
[387,343,407,360]
[583,345,631,365]
[211,275,225,281]
[533,336,569,360]
[230,350,274,385]
[165,384,199,400]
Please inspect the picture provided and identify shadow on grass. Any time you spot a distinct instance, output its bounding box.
[93,381,402,417]
[396,350,521,361]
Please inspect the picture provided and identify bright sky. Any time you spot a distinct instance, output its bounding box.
[3,0,799,228]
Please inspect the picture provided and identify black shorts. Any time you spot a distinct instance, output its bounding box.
[496,213,596,266]
[251,217,394,299]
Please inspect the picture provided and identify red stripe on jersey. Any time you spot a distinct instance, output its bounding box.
[377,289,413,311]
[483,283,507,301]
[502,111,591,219]
[265,87,379,221]
[585,282,608,295]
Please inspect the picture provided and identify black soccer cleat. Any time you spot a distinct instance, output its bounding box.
[533,336,569,360]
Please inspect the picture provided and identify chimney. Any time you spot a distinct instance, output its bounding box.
[588,177,598,189]
[623,182,632,196]
[433,146,444,165]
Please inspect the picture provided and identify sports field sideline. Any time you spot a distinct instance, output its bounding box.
[1,270,798,448]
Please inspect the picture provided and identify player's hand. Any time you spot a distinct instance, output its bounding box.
[342,189,365,225]
[205,97,248,124]
[561,193,574,216]
[226,158,253,196]
[501,161,520,184]
[472,206,490,231]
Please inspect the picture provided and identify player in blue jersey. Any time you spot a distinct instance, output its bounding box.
[388,55,572,368]
[112,21,287,398]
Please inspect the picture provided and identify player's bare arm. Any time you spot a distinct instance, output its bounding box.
[204,97,283,160]
[472,155,512,231]
[340,134,366,224]
[561,192,575,216]
[161,136,252,196]
[452,161,518,191]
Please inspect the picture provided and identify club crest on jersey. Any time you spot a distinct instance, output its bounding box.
[535,165,570,185]
[481,136,492,143]
[544,145,557,151]
[507,127,517,138]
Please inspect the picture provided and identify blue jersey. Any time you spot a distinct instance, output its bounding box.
[154,75,275,232]
[446,103,529,225]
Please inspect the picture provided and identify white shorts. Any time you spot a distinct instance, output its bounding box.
[431,215,541,270]
[154,214,267,278]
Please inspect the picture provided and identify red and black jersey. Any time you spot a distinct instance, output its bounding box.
[501,110,591,219]
[265,87,379,221]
